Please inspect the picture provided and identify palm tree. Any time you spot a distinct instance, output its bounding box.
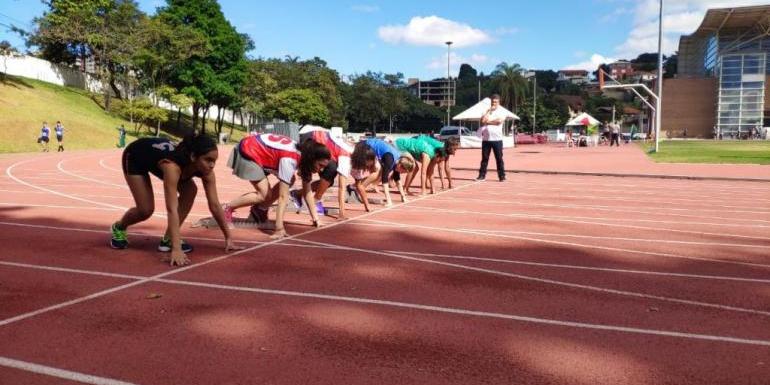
[491,62,528,113]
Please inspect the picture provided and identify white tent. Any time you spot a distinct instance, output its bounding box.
[565,112,600,126]
[453,97,520,121]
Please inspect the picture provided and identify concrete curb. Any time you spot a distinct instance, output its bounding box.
[452,167,770,183]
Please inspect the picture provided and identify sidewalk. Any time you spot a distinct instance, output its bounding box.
[451,143,770,182]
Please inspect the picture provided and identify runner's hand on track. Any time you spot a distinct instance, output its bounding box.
[168,250,190,266]
[270,228,289,240]
[224,238,244,252]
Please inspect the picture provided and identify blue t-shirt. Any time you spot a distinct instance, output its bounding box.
[55,124,64,136]
[365,138,400,170]
[41,126,50,138]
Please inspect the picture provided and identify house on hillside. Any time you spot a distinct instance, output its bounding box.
[557,69,590,85]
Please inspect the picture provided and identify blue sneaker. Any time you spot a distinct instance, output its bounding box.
[289,189,303,210]
[315,201,326,215]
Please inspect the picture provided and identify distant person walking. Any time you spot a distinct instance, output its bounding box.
[117,125,127,148]
[610,121,620,147]
[37,122,50,152]
[55,121,65,152]
[476,94,506,182]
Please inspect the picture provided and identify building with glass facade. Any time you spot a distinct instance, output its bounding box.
[664,5,770,139]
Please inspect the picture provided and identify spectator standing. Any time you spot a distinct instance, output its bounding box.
[476,94,506,182]
[37,122,50,152]
[55,121,65,152]
[610,121,620,147]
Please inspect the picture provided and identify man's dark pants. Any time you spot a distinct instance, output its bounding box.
[478,140,505,180]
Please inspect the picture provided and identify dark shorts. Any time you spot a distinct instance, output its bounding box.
[319,159,338,185]
[56,135,63,142]
[37,137,49,143]
[121,147,146,175]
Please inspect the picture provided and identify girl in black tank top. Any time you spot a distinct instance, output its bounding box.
[112,135,242,266]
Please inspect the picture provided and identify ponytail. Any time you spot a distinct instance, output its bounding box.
[351,141,376,172]
[177,133,217,159]
[297,138,331,182]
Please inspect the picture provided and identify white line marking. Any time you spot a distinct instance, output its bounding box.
[57,158,127,189]
[407,205,770,232]
[0,356,139,385]
[153,277,770,347]
[99,157,122,173]
[0,203,121,211]
[429,196,770,219]
[292,238,770,317]
[358,218,770,269]
[352,221,770,249]
[0,179,479,327]
[0,261,145,280]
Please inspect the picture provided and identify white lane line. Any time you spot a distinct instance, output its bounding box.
[0,203,121,211]
[352,221,770,249]
[378,250,770,284]
[407,205,770,231]
[477,178,770,196]
[429,196,770,218]
[451,189,770,211]
[291,238,770,317]
[0,356,139,385]
[0,179,479,327]
[57,158,127,189]
[99,157,122,173]
[357,218,770,269]
[154,276,770,347]
[0,221,266,245]
[0,261,146,280]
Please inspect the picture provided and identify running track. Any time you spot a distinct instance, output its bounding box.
[0,147,768,385]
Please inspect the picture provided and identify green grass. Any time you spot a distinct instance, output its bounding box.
[639,140,770,165]
[0,74,247,153]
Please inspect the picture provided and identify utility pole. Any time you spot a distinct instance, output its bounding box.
[532,76,537,133]
[445,41,453,127]
[655,0,664,152]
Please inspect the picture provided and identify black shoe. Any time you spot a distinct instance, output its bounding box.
[110,222,128,249]
[475,176,485,181]
[249,205,269,223]
[158,236,193,253]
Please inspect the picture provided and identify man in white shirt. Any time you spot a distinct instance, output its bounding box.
[476,94,506,181]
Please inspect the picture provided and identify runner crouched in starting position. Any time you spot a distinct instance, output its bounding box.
[350,138,415,211]
[290,126,355,219]
[222,133,331,239]
[110,134,241,266]
[415,135,460,192]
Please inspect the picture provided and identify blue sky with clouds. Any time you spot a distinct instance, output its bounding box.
[2,0,770,79]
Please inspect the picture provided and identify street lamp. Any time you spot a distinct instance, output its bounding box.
[446,41,452,127]
[655,0,663,152]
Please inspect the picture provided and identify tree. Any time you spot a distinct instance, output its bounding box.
[345,73,387,132]
[159,0,248,134]
[264,89,330,126]
[30,0,145,110]
[0,40,18,80]
[664,53,678,78]
[491,62,528,112]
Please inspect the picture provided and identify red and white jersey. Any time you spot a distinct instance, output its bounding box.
[240,134,300,184]
[306,129,353,178]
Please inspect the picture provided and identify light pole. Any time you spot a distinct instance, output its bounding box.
[532,76,537,133]
[655,0,663,152]
[446,41,452,127]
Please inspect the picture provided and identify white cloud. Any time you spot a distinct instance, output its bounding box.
[351,4,380,13]
[426,52,489,75]
[378,16,493,48]
[615,0,770,58]
[564,53,617,72]
[599,7,633,23]
[494,27,519,36]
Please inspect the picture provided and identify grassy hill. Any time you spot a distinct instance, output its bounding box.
[0,74,247,153]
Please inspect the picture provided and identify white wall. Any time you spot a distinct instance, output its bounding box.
[2,53,245,127]
[1,54,102,93]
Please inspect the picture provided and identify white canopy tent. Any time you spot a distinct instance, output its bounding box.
[452,98,519,148]
[565,112,600,127]
[453,97,520,121]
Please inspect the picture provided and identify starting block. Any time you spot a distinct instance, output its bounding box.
[191,216,276,230]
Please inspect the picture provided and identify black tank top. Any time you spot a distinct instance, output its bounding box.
[126,138,197,180]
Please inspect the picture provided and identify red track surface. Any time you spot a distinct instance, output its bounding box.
[0,146,769,385]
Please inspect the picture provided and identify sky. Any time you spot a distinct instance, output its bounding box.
[2,0,770,80]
